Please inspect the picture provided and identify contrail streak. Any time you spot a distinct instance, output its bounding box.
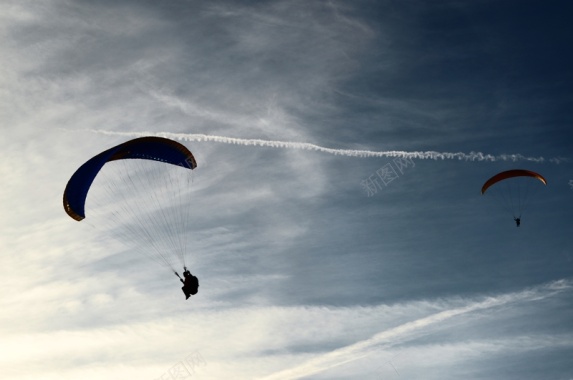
[65,129,565,163]
[258,279,571,380]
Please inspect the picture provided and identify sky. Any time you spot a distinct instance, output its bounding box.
[1,1,573,379]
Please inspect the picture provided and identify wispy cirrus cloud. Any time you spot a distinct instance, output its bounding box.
[259,279,572,380]
[2,279,570,380]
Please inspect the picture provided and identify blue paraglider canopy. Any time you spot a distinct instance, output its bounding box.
[63,136,197,221]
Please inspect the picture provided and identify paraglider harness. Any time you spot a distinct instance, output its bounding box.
[176,267,199,300]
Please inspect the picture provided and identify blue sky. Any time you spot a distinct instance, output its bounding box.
[1,1,572,379]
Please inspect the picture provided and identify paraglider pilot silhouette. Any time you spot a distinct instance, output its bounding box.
[176,268,199,300]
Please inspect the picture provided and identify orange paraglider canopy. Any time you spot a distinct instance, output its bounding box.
[481,169,547,195]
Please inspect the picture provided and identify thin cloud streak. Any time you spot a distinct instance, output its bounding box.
[63,129,566,163]
[258,279,572,380]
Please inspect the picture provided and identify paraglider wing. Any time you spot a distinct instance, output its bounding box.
[481,169,547,195]
[63,137,197,221]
